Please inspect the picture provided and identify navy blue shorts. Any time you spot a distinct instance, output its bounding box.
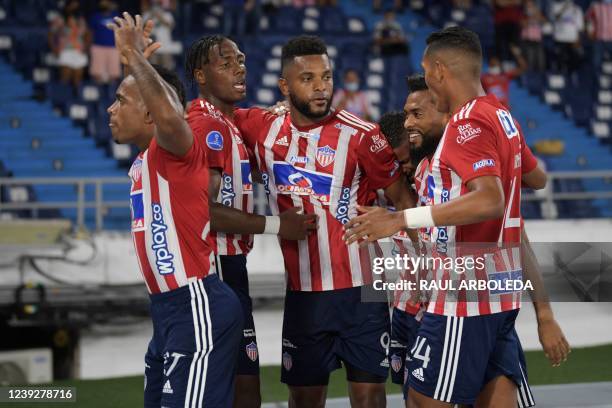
[404,309,529,405]
[216,254,259,376]
[281,285,391,386]
[144,275,243,408]
[390,307,420,385]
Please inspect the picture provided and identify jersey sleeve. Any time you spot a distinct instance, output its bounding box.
[444,116,502,184]
[234,107,277,149]
[514,120,538,174]
[357,126,401,190]
[187,113,230,171]
[521,142,538,174]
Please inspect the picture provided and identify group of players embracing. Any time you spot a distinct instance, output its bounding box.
[105,11,570,408]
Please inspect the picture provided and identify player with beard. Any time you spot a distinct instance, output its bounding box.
[344,28,569,406]
[382,75,568,407]
[183,35,318,408]
[234,36,415,408]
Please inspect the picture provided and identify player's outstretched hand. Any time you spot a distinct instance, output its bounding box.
[107,12,149,62]
[538,311,571,367]
[279,207,318,240]
[343,206,405,244]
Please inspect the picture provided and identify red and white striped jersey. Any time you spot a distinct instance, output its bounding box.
[425,94,527,317]
[187,99,254,256]
[235,108,400,291]
[385,158,430,315]
[587,2,612,41]
[128,136,216,295]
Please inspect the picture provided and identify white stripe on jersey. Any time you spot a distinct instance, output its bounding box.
[131,233,153,293]
[337,110,375,131]
[263,115,285,215]
[141,151,170,293]
[463,100,476,119]
[303,127,334,290]
[328,125,356,216]
[158,173,189,287]
[348,165,364,287]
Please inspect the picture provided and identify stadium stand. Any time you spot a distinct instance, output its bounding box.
[0,0,610,229]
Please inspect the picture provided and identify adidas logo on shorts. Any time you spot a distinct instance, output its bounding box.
[163,380,173,394]
[412,367,425,382]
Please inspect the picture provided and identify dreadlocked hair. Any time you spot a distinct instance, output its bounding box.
[185,35,227,84]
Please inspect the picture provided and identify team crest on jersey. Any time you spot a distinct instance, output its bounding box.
[391,354,402,373]
[316,145,336,167]
[129,158,142,182]
[282,352,292,371]
[206,131,224,151]
[245,342,259,362]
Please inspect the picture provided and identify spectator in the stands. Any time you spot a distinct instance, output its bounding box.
[48,0,90,93]
[223,0,260,37]
[586,0,612,69]
[550,0,584,76]
[493,0,524,63]
[89,1,120,84]
[481,45,527,108]
[373,0,403,13]
[521,0,547,72]
[142,0,176,69]
[373,10,409,56]
[332,68,374,121]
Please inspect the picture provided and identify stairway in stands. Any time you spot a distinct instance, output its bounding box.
[0,61,130,229]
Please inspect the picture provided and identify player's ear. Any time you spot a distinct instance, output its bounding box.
[278,77,289,97]
[144,110,154,125]
[434,60,445,83]
[194,68,206,86]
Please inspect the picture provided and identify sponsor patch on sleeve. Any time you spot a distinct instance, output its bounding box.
[473,158,496,171]
[206,131,224,151]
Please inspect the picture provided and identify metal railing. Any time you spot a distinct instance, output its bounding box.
[1,170,611,231]
[0,177,271,231]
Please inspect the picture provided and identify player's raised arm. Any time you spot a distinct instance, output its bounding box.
[521,227,570,367]
[108,12,192,157]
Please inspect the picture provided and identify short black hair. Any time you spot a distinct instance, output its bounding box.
[185,35,227,83]
[406,74,428,93]
[425,26,482,61]
[152,64,186,107]
[378,111,407,148]
[281,35,328,74]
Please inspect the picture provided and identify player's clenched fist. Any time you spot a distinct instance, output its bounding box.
[278,207,318,240]
[343,205,405,244]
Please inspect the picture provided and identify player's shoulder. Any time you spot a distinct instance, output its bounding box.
[235,106,279,127]
[334,109,378,134]
[448,96,503,137]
